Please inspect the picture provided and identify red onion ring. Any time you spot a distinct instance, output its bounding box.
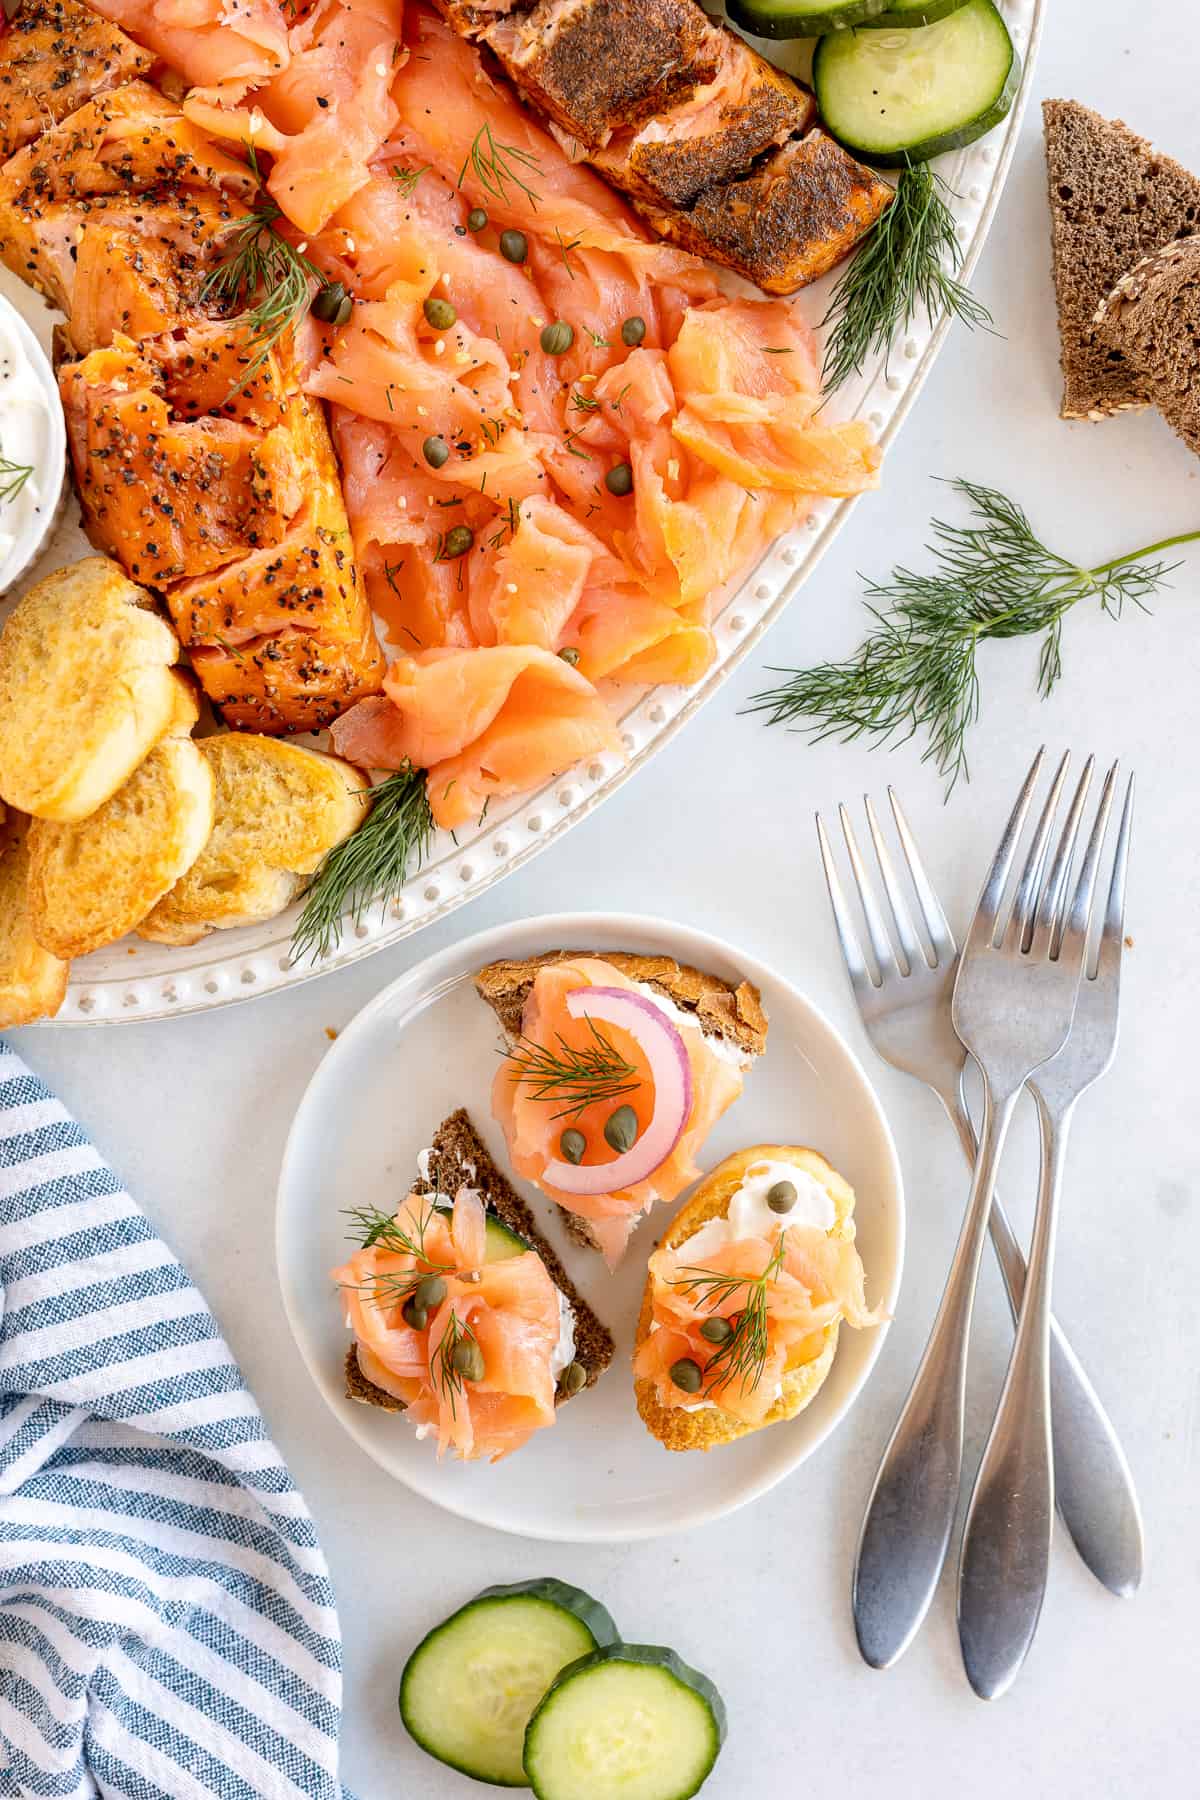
[543,986,693,1194]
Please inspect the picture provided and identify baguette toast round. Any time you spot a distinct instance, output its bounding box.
[634,1145,856,1453]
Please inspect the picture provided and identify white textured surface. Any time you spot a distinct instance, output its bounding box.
[10,3,1200,1796]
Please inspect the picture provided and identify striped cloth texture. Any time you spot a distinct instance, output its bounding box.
[0,1039,353,1800]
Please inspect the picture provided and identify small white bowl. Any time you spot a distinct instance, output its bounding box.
[0,293,66,598]
[276,911,905,1543]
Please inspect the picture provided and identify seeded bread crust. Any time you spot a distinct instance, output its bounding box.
[1093,235,1200,456]
[1043,99,1200,420]
[344,1109,614,1417]
[634,1145,855,1454]
[475,949,769,1251]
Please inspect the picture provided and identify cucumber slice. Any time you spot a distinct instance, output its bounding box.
[434,1203,530,1261]
[523,1644,726,1800]
[400,1580,619,1787]
[864,0,968,25]
[726,0,886,40]
[813,0,1020,165]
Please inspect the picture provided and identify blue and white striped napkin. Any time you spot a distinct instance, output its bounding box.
[0,1039,353,1800]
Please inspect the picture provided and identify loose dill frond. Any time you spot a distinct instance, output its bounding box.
[504,1020,640,1121]
[458,122,541,210]
[391,162,430,199]
[0,448,34,505]
[670,1232,789,1398]
[822,164,993,393]
[290,765,435,963]
[343,1201,443,1258]
[569,389,600,414]
[747,479,1200,789]
[199,148,323,395]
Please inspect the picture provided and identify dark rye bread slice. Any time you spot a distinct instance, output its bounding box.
[476,950,769,1249]
[1044,99,1200,420]
[344,1109,614,1415]
[1093,236,1200,457]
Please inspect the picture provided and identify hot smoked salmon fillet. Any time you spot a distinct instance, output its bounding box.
[0,0,152,163]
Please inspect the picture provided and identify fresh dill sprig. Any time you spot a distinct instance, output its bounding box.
[430,1310,481,1418]
[199,146,324,395]
[504,1019,640,1121]
[822,164,993,394]
[290,765,435,963]
[458,122,541,211]
[0,448,34,505]
[670,1232,789,1399]
[343,1200,444,1258]
[747,479,1200,790]
[391,162,430,199]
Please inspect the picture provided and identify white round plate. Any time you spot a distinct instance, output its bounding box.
[276,912,904,1541]
[11,0,1042,1023]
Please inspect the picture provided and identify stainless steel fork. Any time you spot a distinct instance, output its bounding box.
[818,752,1141,1673]
[957,773,1136,1699]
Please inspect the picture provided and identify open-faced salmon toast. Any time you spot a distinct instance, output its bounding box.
[336,1110,614,1462]
[478,951,767,1268]
[634,1146,884,1452]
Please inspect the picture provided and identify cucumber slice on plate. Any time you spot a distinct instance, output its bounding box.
[726,0,886,40]
[434,1203,530,1260]
[523,1643,726,1800]
[813,0,1020,164]
[400,1580,619,1787]
[864,0,969,25]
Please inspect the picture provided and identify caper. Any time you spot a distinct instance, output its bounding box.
[621,315,646,347]
[699,1315,734,1345]
[557,646,581,667]
[604,1104,638,1154]
[451,1338,486,1382]
[499,228,527,264]
[558,1360,588,1398]
[401,1298,428,1332]
[540,320,574,356]
[669,1358,703,1394]
[310,281,353,326]
[604,462,633,497]
[423,294,457,331]
[442,525,474,559]
[467,207,488,232]
[560,1127,586,1165]
[413,1273,447,1310]
[422,434,450,469]
[766,1179,797,1214]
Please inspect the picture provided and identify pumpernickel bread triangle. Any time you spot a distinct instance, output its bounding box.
[1043,99,1200,420]
[345,1109,614,1415]
[1093,235,1200,457]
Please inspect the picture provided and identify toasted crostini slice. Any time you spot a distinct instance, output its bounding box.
[26,673,213,959]
[0,811,69,1027]
[0,555,180,824]
[634,1144,881,1453]
[136,733,368,946]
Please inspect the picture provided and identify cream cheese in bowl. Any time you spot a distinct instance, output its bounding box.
[0,295,66,596]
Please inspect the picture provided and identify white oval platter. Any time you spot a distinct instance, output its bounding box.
[5,0,1043,1023]
[276,912,905,1540]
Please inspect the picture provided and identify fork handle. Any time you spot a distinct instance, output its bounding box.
[956,1090,1074,1698]
[944,1085,1144,1599]
[852,1081,1020,1670]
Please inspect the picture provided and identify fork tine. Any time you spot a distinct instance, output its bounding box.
[816,813,875,1001]
[1095,773,1135,981]
[840,803,900,980]
[965,747,1046,952]
[864,796,923,971]
[888,789,957,965]
[1004,750,1071,950]
[1061,760,1119,956]
[1030,757,1094,957]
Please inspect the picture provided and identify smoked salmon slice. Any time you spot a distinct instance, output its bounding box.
[85,0,291,105]
[491,956,747,1268]
[332,1187,564,1461]
[331,645,622,829]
